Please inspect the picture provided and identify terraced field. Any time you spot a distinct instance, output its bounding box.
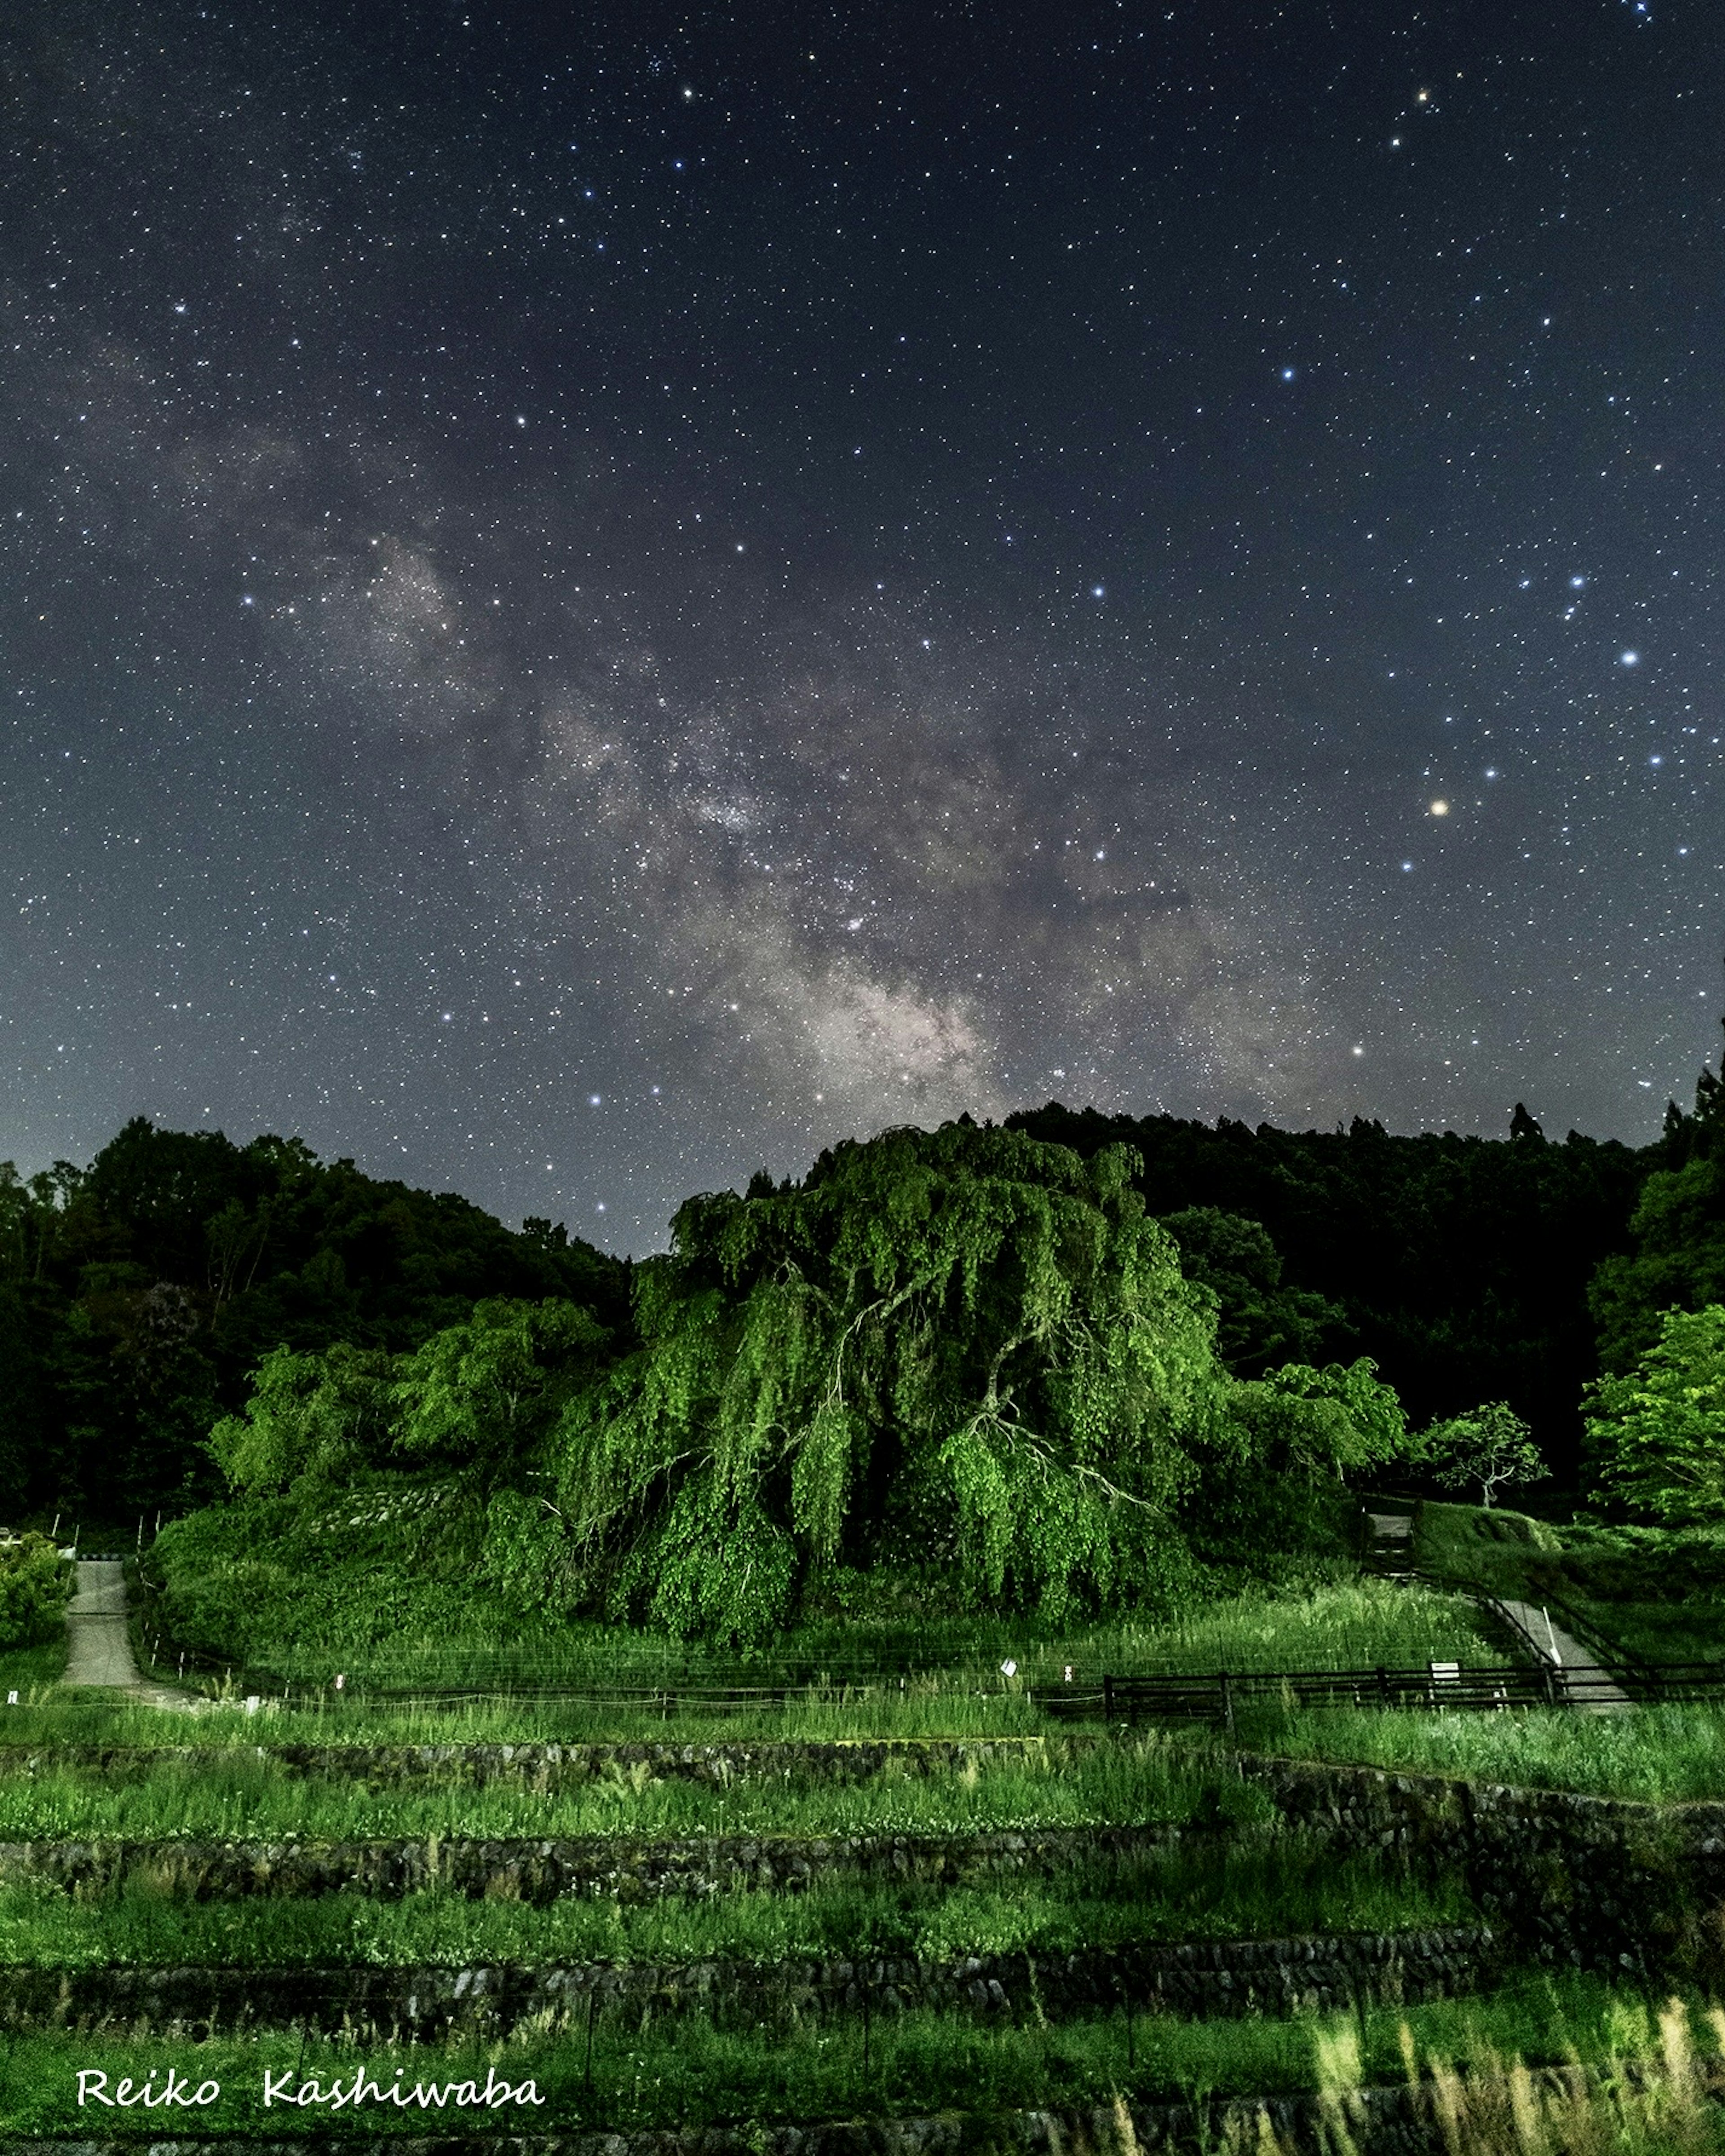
[6,1580,1725,2151]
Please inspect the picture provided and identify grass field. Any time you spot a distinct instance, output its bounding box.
[0,1733,1261,1840]
[1228,1698,1725,1805]
[1,1976,1721,2138]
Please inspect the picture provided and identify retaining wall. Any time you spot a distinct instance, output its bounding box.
[0,1822,1195,1904]
[1,1923,1495,2039]
[1217,1747,1725,1976]
[0,1739,1069,1790]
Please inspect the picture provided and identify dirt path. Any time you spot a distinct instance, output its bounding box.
[62,1559,199,1709]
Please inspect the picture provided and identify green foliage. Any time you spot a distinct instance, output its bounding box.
[208,1342,395,1494]
[1590,1040,1725,1375]
[553,1126,1241,1644]
[0,1121,628,1520]
[1157,1208,1346,1374]
[0,1533,71,1650]
[1009,1099,1646,1482]
[1228,1357,1409,1477]
[540,1125,1413,1645]
[393,1298,610,1487]
[476,1488,584,1616]
[1587,1304,1725,1523]
[1591,1155,1725,1375]
[208,1299,610,1499]
[1420,1399,1548,1509]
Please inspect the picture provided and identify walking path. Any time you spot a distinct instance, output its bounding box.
[1489,1596,1634,1713]
[62,1559,199,1709]
[1362,1501,1634,1713]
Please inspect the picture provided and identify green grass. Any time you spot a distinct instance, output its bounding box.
[0,1735,1267,1842]
[0,1637,67,1697]
[0,1976,1714,2136]
[0,1837,1471,1968]
[1414,1503,1725,1667]
[225,1577,1494,1693]
[1228,1699,1725,1805]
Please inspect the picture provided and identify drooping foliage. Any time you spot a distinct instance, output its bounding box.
[548,1123,1408,1643]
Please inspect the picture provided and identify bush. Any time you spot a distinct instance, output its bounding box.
[0,1534,72,1649]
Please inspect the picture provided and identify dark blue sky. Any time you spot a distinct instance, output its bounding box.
[2,0,1719,1248]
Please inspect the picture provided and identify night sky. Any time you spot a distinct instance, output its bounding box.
[3,0,1720,1251]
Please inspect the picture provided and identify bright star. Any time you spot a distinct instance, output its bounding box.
[1620,650,1640,667]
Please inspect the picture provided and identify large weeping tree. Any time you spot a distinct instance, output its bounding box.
[551,1122,1366,1643]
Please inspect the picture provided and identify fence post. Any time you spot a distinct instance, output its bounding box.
[1377,1665,1391,1707]
[1218,1670,1234,1733]
[1103,1675,1115,1723]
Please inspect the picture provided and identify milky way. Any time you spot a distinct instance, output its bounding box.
[2,0,1719,1248]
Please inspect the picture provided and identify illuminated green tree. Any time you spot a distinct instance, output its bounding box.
[551,1124,1403,1643]
[1587,1304,1725,1523]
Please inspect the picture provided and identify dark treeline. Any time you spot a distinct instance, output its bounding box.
[0,1119,629,1524]
[1003,1102,1646,1485]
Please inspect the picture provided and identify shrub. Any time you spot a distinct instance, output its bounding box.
[0,1534,71,1649]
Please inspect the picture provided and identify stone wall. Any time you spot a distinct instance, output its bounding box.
[2,1924,1495,2040]
[0,1821,1193,1903]
[1213,1746,1721,1977]
[0,1738,1070,1790]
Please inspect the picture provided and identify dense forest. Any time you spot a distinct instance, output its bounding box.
[0,1120,628,1522]
[4,1022,1724,1616]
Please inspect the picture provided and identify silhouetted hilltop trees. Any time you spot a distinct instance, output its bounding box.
[0,1119,628,1521]
[1004,1101,1646,1481]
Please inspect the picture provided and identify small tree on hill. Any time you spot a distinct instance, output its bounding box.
[1421,1400,1546,1510]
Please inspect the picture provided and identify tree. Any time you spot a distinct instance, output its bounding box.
[1157,1207,1346,1375]
[547,1123,1407,1644]
[1230,1356,1409,1478]
[1421,1400,1547,1509]
[207,1341,397,1495]
[208,1297,610,1499]
[1585,1304,1725,1524]
[393,1298,610,1488]
[1589,1012,1725,1374]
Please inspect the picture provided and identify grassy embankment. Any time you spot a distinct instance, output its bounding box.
[1218,1501,1725,1802]
[1414,1499,1725,1668]
[2,1977,1725,2141]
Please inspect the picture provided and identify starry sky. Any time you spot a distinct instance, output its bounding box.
[2,0,1720,1251]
